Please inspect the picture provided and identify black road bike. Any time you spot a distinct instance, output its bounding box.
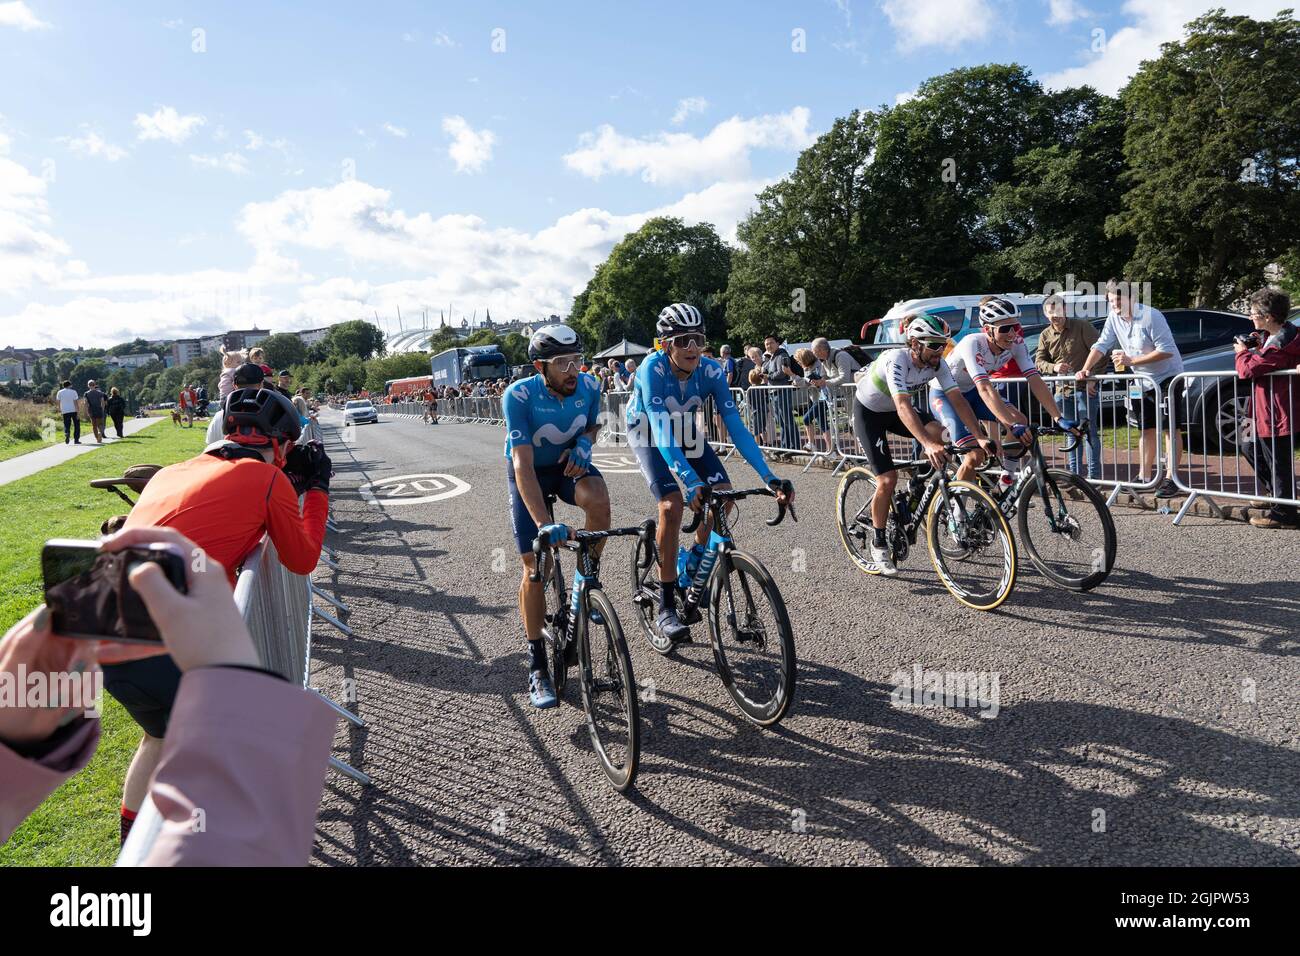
[974,422,1117,591]
[837,445,1018,611]
[532,495,643,791]
[630,482,797,727]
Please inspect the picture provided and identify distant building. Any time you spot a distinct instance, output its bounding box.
[107,352,159,369]
[172,338,202,366]
[0,360,29,384]
[296,326,331,347]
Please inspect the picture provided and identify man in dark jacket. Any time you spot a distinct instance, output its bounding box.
[1235,288,1300,528]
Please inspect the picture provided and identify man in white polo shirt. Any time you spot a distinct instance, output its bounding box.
[55,379,81,444]
[1075,278,1184,498]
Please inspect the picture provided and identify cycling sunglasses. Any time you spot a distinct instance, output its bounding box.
[666,333,707,349]
[916,338,947,352]
[546,355,583,372]
[990,322,1023,335]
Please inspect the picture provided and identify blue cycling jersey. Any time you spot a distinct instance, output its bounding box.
[625,350,774,490]
[503,372,601,468]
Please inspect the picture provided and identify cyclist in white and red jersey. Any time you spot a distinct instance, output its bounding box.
[930,296,1075,484]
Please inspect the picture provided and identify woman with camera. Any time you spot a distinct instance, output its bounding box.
[1236,288,1300,529]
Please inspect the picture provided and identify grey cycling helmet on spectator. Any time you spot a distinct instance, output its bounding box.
[656,302,704,338]
[978,297,1021,326]
[528,324,584,362]
[223,386,302,446]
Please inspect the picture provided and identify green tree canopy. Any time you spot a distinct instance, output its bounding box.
[258,332,307,371]
[324,320,386,360]
[1110,10,1300,307]
[569,217,732,348]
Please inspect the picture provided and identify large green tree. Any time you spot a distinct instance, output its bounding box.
[1110,10,1300,307]
[324,320,386,360]
[569,217,732,348]
[258,332,307,371]
[984,92,1132,288]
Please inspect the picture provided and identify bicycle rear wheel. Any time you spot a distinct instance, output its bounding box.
[629,522,673,655]
[1017,469,1116,591]
[707,550,796,726]
[926,480,1017,611]
[578,588,640,791]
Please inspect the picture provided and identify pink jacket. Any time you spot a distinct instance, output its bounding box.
[0,668,337,865]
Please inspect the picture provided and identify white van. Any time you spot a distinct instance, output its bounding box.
[862,291,1109,350]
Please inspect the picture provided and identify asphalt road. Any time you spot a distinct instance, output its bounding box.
[309,408,1299,866]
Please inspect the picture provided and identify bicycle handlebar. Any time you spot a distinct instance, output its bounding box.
[528,524,647,582]
[682,480,797,534]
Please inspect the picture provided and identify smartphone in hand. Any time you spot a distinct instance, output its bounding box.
[42,539,188,643]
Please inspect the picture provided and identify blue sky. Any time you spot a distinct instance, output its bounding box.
[0,0,1281,348]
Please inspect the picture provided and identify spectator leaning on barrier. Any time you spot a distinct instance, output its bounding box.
[794,347,832,453]
[103,385,332,845]
[1076,278,1184,498]
[84,380,108,444]
[206,362,266,444]
[0,526,338,865]
[1036,293,1102,480]
[1236,288,1300,529]
[55,379,81,444]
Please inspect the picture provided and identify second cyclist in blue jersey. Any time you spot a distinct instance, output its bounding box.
[504,324,609,709]
[626,303,793,643]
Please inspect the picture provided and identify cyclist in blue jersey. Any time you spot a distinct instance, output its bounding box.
[504,324,609,709]
[626,303,793,643]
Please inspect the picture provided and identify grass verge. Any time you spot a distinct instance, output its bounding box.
[0,419,206,866]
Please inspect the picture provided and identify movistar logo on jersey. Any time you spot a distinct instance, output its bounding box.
[533,415,587,446]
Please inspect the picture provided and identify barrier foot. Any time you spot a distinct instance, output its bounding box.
[325,519,341,533]
[310,582,351,612]
[312,605,356,637]
[322,543,340,561]
[329,756,371,786]
[318,554,341,572]
[312,688,366,727]
[1105,485,1121,508]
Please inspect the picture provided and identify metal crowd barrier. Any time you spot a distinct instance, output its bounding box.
[1166,369,1299,526]
[738,384,836,473]
[118,430,365,865]
[377,396,505,425]
[973,372,1165,505]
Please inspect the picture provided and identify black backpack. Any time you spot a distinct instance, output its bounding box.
[838,345,871,369]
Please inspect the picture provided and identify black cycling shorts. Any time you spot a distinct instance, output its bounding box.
[852,399,935,476]
[102,654,183,739]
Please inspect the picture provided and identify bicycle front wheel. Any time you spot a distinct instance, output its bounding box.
[836,466,885,574]
[578,589,640,791]
[926,480,1017,611]
[1017,469,1116,591]
[707,550,796,727]
[629,521,674,655]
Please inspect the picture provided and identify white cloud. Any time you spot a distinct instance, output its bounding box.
[58,126,129,162]
[564,107,814,186]
[162,17,183,29]
[880,0,992,51]
[4,167,775,347]
[382,122,409,138]
[0,155,86,291]
[0,2,50,30]
[1043,0,1282,95]
[432,30,454,47]
[441,115,495,173]
[1047,0,1091,26]
[895,89,918,105]
[189,152,251,175]
[671,97,708,125]
[134,106,206,144]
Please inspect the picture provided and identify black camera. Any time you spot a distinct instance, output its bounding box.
[42,539,188,643]
[1235,331,1262,348]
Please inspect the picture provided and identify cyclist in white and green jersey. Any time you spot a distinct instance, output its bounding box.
[851,312,993,575]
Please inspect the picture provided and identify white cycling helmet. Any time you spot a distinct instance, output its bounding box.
[656,302,704,338]
[978,297,1021,326]
[903,312,951,345]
